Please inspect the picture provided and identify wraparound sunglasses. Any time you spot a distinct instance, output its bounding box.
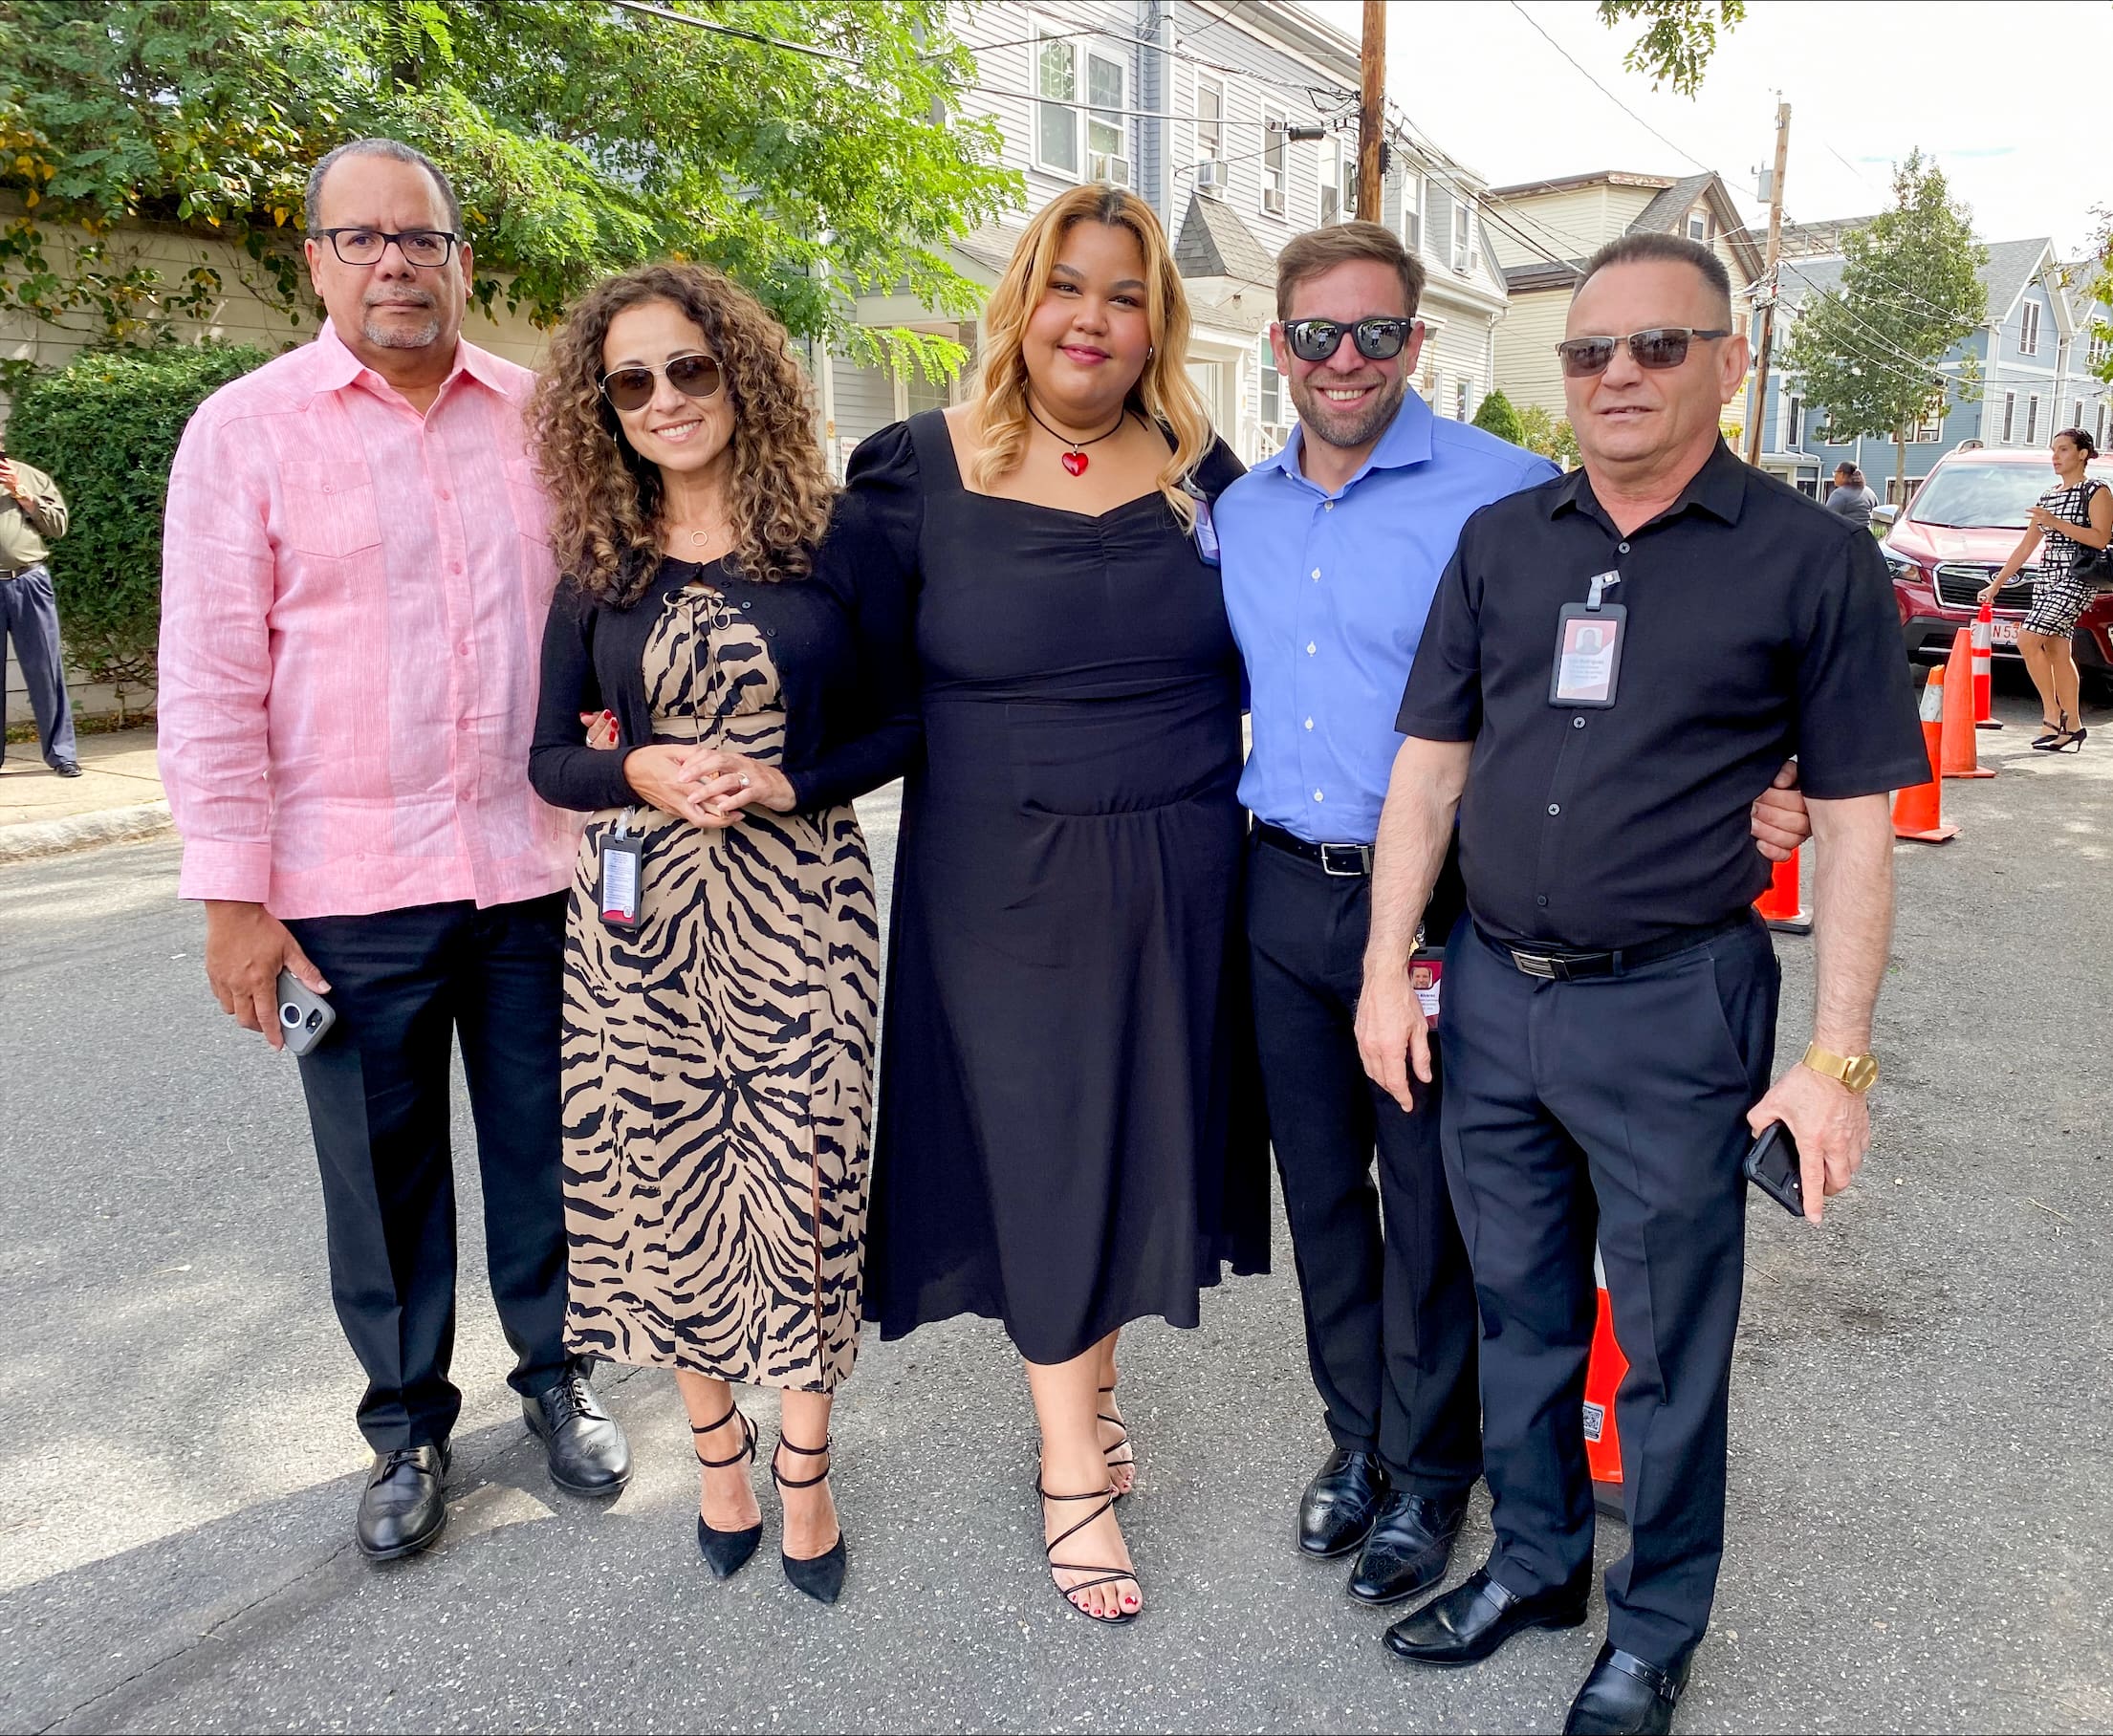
[1556,326,1733,378]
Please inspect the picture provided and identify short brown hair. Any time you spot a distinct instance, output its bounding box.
[1576,232,1733,324]
[1275,221,1427,322]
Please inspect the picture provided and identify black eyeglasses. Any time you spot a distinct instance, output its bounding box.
[598,354,726,413]
[314,228,460,269]
[1556,327,1733,378]
[1282,316,1415,364]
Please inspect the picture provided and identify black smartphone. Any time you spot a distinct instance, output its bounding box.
[1742,1120,1805,1218]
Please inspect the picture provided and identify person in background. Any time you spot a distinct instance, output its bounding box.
[1977,427,2110,751]
[0,430,79,776]
[1823,461,1876,530]
[158,138,629,1565]
[527,261,916,1605]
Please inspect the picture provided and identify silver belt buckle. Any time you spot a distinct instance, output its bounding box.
[1318,842,1369,877]
[1510,949,1561,980]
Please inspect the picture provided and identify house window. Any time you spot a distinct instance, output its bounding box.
[1257,333,1282,426]
[1261,108,1287,215]
[2001,392,2015,443]
[1195,75,1223,163]
[2100,404,2108,449]
[2026,394,2040,444]
[1687,209,1708,243]
[1320,136,1355,225]
[1916,408,1943,443]
[1035,34,1128,184]
[2091,332,2109,369]
[1454,378,1470,422]
[1086,54,1127,183]
[2019,299,2040,356]
[1784,393,1803,448]
[2074,401,2086,434]
[1451,200,1473,271]
[1399,171,1423,252]
[1034,33,1079,177]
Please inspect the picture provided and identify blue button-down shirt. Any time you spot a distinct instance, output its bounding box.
[1217,389,1558,844]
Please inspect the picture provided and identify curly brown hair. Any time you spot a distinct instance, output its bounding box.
[527,261,834,603]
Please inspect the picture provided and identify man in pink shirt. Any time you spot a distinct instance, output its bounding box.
[159,139,629,1562]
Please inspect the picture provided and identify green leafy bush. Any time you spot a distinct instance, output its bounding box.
[6,343,270,707]
[1470,387,1525,446]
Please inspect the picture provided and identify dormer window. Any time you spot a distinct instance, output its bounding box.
[1687,209,1708,243]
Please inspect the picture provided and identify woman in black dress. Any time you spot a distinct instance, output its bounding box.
[847,186,1270,1622]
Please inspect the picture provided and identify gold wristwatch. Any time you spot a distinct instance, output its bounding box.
[1801,1043,1879,1093]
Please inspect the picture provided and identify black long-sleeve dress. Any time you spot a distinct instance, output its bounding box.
[848,410,1270,1366]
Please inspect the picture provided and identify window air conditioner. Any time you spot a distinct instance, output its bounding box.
[1091,151,1131,187]
[1196,160,1230,193]
[1262,186,1285,216]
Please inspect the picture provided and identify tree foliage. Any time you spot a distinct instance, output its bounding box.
[1779,150,1986,488]
[2085,204,2112,386]
[0,0,1020,375]
[1470,386,1524,446]
[1515,402,1580,469]
[1597,0,1746,96]
[5,344,270,701]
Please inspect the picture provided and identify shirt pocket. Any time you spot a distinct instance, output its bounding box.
[277,461,382,559]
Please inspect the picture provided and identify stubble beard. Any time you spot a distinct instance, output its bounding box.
[362,293,444,351]
[1292,372,1406,452]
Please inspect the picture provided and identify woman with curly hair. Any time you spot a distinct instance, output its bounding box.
[847,185,1270,1624]
[525,261,916,1604]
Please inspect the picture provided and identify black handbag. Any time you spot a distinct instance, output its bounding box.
[2068,481,2113,591]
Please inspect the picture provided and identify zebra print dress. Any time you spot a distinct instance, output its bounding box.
[560,580,878,1391]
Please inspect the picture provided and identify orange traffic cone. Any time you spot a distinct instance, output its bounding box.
[1754,844,1812,934]
[1584,1262,1627,1520]
[1892,668,1957,842]
[1972,603,2002,729]
[1940,628,1995,778]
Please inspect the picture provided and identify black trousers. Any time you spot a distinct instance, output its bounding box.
[1441,912,1778,1669]
[0,565,77,768]
[1246,838,1481,1496]
[285,893,572,1450]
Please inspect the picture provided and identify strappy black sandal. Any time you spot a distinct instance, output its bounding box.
[691,1402,762,1579]
[2032,712,2072,749]
[1097,1383,1135,1496]
[1037,1478,1141,1624]
[771,1434,847,1604]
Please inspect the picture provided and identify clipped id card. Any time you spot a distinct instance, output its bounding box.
[1549,602,1627,708]
[1187,488,1221,567]
[599,826,643,932]
[1409,948,1444,1028]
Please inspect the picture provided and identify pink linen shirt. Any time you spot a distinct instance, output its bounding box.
[158,320,578,919]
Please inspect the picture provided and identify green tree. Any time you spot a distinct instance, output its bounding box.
[1597,1,1746,96]
[1779,150,1987,497]
[6,344,270,716]
[1470,387,1524,445]
[0,0,1019,376]
[1515,402,1580,469]
[2084,204,2112,387]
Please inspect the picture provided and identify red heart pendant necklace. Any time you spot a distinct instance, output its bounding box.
[1027,401,1125,477]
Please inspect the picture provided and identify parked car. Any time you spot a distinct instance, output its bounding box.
[1879,444,2113,699]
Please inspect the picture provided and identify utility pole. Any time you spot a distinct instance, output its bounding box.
[1356,0,1385,222]
[1743,99,1792,467]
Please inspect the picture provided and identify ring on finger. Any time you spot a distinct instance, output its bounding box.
[737,772,751,787]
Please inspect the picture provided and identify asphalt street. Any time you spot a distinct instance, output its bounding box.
[2,682,2109,1734]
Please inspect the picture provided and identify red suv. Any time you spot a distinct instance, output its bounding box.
[1883,444,2113,699]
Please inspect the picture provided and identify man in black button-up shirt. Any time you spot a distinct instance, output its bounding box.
[1353,234,1927,1735]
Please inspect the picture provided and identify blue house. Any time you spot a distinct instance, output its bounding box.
[1750,236,2113,502]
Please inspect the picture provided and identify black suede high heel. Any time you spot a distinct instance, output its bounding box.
[771,1434,847,1605]
[692,1402,762,1580]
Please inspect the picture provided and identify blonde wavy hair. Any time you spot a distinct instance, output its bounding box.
[971,185,1211,525]
[528,261,834,604]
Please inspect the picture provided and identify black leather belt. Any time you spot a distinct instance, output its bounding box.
[1478,909,1758,980]
[1254,822,1373,877]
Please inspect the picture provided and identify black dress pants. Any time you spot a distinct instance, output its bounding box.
[284,893,572,1450]
[1246,838,1480,1497]
[1441,912,1778,1669]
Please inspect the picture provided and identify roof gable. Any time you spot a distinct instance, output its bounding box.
[1173,190,1277,290]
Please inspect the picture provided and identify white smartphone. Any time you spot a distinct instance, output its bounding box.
[274,969,336,1057]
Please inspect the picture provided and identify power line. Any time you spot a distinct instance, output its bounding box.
[1504,2,1717,180]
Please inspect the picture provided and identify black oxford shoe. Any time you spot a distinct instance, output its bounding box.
[356,1443,449,1561]
[525,1364,632,1496]
[1383,1567,1591,1666]
[51,758,82,778]
[1347,1490,1468,1605]
[1298,1447,1390,1557]
[1562,1643,1689,1735]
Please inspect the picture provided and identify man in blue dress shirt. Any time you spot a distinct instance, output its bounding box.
[1217,223,1808,1614]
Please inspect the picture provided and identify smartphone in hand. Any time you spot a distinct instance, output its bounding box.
[1743,1119,1805,1218]
[274,968,336,1057]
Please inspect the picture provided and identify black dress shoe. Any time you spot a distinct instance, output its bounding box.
[51,758,81,777]
[1347,1490,1468,1605]
[356,1443,450,1561]
[524,1364,632,1496]
[1383,1567,1590,1666]
[1298,1447,1390,1557]
[1563,1644,1688,1735]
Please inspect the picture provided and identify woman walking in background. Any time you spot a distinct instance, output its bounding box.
[527,262,916,1603]
[1979,427,2111,751]
[845,185,1270,1625]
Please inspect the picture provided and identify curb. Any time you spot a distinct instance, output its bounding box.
[0,799,172,864]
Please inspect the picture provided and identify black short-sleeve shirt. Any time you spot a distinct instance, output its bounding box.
[1396,440,1928,951]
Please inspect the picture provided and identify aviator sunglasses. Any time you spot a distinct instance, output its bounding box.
[1556,326,1733,378]
[1281,315,1415,364]
[598,353,726,412]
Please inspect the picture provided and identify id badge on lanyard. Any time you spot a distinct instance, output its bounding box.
[1549,571,1626,708]
[599,810,643,932]
[1185,484,1222,568]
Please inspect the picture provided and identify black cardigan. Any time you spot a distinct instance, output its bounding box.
[529,495,919,814]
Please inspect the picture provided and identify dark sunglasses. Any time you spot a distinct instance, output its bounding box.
[598,353,725,412]
[1282,315,1415,364]
[1556,327,1733,378]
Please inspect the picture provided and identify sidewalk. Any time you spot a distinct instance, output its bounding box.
[0,725,169,861]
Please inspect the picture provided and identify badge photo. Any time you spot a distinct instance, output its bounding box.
[1549,600,1627,708]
